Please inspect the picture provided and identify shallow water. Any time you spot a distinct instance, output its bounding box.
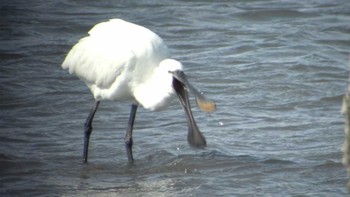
[1,0,349,196]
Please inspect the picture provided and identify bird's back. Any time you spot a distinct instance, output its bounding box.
[62,19,170,100]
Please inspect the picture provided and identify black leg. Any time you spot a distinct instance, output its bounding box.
[83,100,100,163]
[125,104,138,163]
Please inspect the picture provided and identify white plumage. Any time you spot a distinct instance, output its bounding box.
[62,19,215,163]
[62,19,179,110]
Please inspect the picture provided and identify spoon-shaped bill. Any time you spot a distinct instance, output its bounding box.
[172,71,212,147]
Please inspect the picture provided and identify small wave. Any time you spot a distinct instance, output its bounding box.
[313,160,343,170]
[262,158,297,165]
[233,9,312,21]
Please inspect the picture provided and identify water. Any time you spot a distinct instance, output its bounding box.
[1,0,349,196]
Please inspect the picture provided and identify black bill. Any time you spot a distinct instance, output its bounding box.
[171,70,215,147]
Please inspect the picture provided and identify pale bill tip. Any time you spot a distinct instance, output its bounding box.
[197,99,216,112]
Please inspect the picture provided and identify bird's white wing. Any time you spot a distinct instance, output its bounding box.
[62,19,163,89]
[62,35,135,89]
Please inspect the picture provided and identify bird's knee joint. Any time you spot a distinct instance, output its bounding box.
[84,125,93,135]
[125,137,133,146]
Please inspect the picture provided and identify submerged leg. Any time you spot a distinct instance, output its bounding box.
[83,100,100,163]
[125,104,138,163]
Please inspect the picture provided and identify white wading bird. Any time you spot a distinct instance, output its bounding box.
[62,19,215,163]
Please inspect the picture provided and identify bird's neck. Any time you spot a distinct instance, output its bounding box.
[132,67,174,111]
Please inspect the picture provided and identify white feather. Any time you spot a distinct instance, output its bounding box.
[62,19,182,110]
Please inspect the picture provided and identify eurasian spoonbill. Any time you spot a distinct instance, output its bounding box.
[62,19,215,163]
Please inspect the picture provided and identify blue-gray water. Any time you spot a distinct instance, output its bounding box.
[1,0,349,196]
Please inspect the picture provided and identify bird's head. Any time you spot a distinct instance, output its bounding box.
[160,59,216,113]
